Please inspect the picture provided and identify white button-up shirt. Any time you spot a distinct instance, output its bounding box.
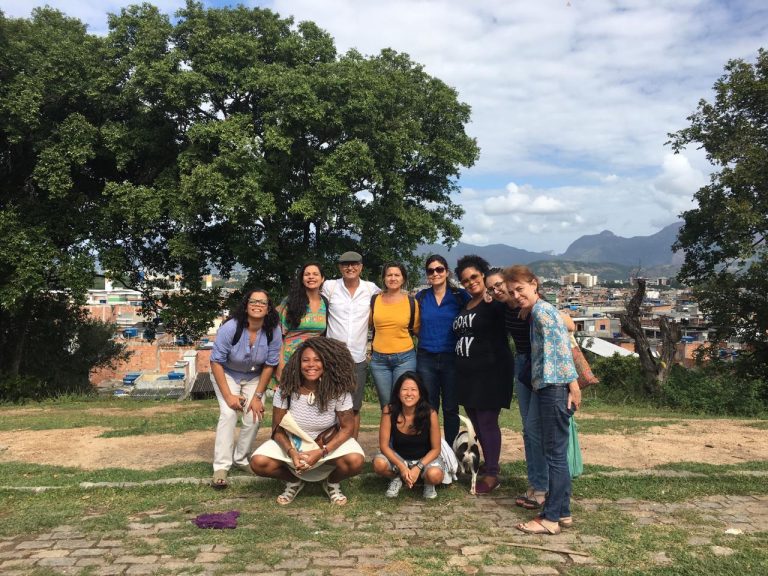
[322,278,381,362]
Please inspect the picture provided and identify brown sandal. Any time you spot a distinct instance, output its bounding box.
[516,517,561,535]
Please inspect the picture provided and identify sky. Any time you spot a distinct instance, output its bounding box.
[2,0,766,252]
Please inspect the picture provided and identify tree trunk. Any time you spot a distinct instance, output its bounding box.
[619,279,681,396]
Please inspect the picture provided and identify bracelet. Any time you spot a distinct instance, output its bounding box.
[321,446,329,458]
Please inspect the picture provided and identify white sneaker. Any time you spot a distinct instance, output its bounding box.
[423,484,437,499]
[386,477,403,498]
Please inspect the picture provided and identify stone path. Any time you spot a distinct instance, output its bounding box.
[1,488,766,576]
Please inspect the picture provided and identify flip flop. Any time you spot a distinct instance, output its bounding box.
[516,517,561,536]
[211,470,228,490]
[518,490,546,510]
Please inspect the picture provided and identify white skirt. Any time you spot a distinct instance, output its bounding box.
[253,438,365,482]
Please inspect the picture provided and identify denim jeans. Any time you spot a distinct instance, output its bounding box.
[370,349,417,407]
[416,349,460,445]
[537,383,573,521]
[515,353,548,491]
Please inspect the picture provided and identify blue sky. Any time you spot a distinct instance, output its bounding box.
[3,0,766,252]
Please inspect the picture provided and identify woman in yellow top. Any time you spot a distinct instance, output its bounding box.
[370,262,420,408]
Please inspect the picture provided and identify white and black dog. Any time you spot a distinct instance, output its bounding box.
[453,414,481,495]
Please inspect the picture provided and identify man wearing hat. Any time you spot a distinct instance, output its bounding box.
[322,250,381,438]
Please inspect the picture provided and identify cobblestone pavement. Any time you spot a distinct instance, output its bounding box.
[0,489,766,575]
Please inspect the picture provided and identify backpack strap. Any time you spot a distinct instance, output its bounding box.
[231,320,245,347]
[407,294,416,337]
[320,294,330,337]
[369,293,379,341]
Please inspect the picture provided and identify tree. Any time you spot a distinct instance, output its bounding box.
[96,1,478,335]
[669,49,768,379]
[1,3,478,396]
[619,279,681,395]
[0,8,127,390]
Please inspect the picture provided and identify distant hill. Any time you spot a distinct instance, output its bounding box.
[527,260,632,282]
[417,242,555,269]
[416,222,683,281]
[561,222,682,267]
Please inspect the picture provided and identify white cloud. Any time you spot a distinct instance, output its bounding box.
[654,153,707,198]
[484,182,569,215]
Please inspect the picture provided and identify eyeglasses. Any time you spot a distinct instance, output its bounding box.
[247,299,268,307]
[486,281,506,295]
[426,266,446,275]
[340,262,361,268]
[460,272,482,286]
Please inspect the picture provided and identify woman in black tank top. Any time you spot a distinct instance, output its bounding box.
[373,372,444,499]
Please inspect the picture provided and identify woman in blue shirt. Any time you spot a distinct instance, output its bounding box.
[415,254,470,446]
[504,266,580,535]
[209,288,282,489]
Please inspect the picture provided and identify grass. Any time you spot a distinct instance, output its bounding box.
[0,395,766,575]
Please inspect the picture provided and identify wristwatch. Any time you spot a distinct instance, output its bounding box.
[254,391,264,399]
[415,461,425,471]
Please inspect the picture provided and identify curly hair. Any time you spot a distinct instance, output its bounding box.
[280,337,356,412]
[284,262,325,330]
[455,254,490,280]
[388,371,432,434]
[229,288,280,344]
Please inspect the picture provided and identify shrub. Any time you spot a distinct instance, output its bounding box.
[661,364,767,416]
[590,354,649,404]
[0,375,48,404]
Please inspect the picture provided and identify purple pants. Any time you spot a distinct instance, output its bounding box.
[465,407,502,477]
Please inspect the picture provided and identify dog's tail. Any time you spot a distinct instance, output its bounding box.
[457,414,478,448]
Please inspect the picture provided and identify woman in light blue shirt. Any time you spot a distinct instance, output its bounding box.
[504,266,580,535]
[209,288,282,489]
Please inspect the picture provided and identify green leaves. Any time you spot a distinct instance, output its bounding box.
[1,3,478,394]
[669,49,768,378]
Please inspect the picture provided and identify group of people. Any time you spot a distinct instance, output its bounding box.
[208,250,580,535]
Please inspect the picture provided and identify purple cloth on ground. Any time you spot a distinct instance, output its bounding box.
[193,510,239,529]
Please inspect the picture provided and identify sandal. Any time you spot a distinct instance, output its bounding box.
[517,490,546,510]
[515,487,535,507]
[474,476,501,495]
[276,480,305,505]
[516,517,561,536]
[322,479,348,506]
[536,513,573,528]
[211,469,228,490]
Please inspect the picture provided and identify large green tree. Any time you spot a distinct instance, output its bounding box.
[669,48,768,378]
[0,7,127,387]
[96,1,478,335]
[1,2,478,394]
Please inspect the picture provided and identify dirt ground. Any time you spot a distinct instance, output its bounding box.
[1,410,767,471]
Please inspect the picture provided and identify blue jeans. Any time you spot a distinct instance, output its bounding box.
[416,350,460,445]
[537,384,573,522]
[370,349,417,407]
[515,353,548,491]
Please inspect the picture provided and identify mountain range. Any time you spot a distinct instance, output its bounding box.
[418,222,683,281]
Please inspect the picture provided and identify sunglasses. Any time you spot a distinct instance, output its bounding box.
[247,299,269,307]
[426,266,446,275]
[460,272,482,286]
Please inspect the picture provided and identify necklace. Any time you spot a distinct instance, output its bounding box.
[300,385,316,406]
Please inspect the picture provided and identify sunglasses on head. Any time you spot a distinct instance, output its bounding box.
[426,265,446,275]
